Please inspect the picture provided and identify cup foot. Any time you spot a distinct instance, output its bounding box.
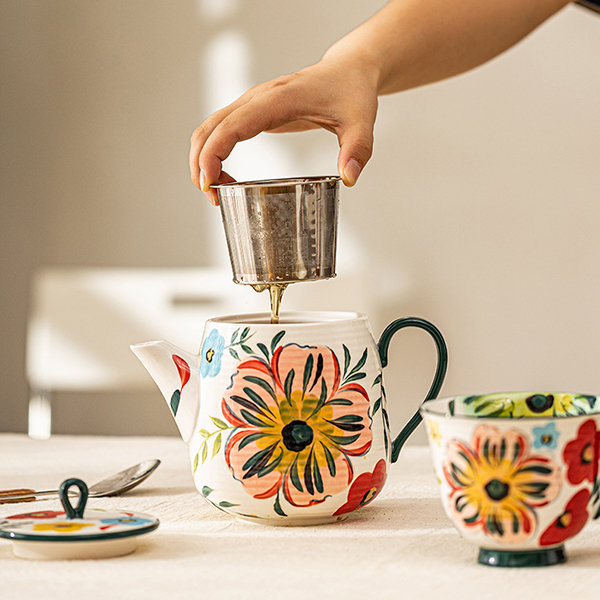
[234,513,348,527]
[478,546,567,568]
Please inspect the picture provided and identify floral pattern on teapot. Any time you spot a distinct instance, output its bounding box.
[171,327,388,518]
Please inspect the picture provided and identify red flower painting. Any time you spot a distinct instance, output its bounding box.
[170,354,191,417]
[563,419,599,485]
[6,510,64,520]
[172,354,191,390]
[539,489,591,546]
[334,459,387,516]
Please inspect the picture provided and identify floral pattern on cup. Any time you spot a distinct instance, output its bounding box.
[532,422,560,450]
[539,488,591,546]
[462,393,597,419]
[426,419,443,447]
[221,342,372,515]
[443,424,561,544]
[592,478,600,520]
[333,459,387,516]
[563,419,599,485]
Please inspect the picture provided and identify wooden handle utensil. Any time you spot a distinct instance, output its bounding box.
[0,489,37,504]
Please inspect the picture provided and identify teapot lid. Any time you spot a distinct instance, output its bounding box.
[0,479,159,559]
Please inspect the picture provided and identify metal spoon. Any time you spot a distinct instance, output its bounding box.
[0,459,161,504]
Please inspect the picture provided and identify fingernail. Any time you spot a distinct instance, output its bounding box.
[200,170,210,192]
[342,159,362,187]
[208,189,219,207]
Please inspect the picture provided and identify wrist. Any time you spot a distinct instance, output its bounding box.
[321,38,384,94]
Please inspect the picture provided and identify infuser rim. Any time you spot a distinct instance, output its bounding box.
[211,175,341,189]
[207,311,367,326]
[420,391,600,421]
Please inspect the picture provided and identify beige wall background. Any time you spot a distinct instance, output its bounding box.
[1,1,599,442]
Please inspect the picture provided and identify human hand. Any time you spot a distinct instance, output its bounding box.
[189,55,379,205]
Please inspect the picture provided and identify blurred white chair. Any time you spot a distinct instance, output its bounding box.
[25,265,381,438]
[25,267,265,439]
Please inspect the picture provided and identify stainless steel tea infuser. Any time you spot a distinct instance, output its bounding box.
[213,176,340,286]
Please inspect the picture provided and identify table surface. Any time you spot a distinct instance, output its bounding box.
[1,434,599,600]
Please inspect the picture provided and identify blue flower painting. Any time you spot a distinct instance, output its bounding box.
[200,329,226,377]
[532,422,559,450]
[100,516,153,526]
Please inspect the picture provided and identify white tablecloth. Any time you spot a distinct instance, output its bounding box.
[1,434,599,600]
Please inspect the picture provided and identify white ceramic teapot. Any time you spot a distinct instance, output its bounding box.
[132,311,447,525]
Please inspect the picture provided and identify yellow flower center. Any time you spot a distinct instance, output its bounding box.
[361,487,378,506]
[250,390,342,475]
[281,420,313,452]
[557,511,573,529]
[484,478,510,501]
[205,348,215,363]
[33,521,93,533]
[582,443,593,464]
[458,454,530,517]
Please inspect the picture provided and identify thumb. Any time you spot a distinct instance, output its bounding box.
[337,123,374,187]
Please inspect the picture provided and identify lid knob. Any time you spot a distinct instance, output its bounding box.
[58,478,88,519]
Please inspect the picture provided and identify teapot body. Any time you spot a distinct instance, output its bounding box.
[184,311,390,524]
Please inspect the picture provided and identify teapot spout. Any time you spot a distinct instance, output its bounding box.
[131,341,199,444]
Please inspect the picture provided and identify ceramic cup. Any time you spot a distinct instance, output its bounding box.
[421,392,600,567]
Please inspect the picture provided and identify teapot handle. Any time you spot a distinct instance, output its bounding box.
[377,317,448,463]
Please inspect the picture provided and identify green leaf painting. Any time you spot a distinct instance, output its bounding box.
[210,416,229,429]
[227,326,255,360]
[271,330,286,353]
[194,416,235,469]
[273,495,287,517]
[170,390,181,416]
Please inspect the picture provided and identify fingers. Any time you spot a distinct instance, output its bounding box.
[189,95,250,190]
[190,87,290,196]
[205,170,236,207]
[336,121,375,187]
[198,95,293,187]
[190,63,379,199]
[266,120,321,134]
[190,111,225,190]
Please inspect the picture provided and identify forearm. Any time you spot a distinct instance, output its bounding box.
[323,0,571,95]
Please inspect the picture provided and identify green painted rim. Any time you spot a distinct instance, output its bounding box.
[421,392,600,421]
[0,520,159,543]
[478,546,567,567]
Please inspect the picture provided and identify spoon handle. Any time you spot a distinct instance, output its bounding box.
[0,489,56,503]
[0,489,38,503]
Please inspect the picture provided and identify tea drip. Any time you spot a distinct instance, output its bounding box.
[251,283,288,324]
